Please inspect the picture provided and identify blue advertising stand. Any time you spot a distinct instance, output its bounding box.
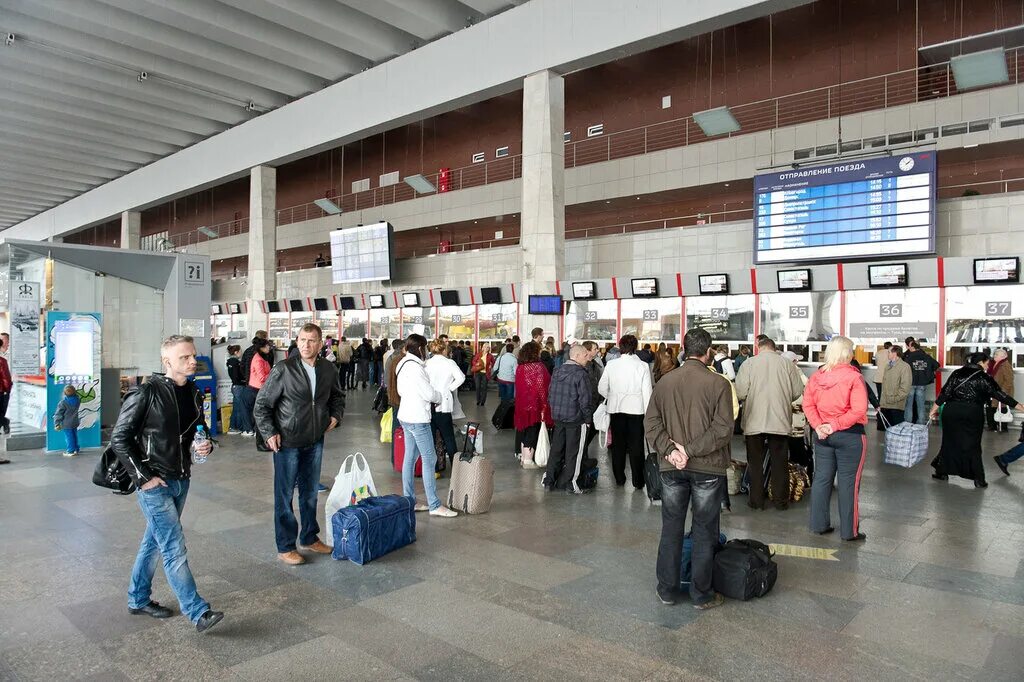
[45,312,102,452]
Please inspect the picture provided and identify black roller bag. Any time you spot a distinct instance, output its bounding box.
[491,399,515,430]
[712,539,778,601]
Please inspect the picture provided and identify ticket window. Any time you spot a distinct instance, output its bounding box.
[289,312,313,344]
[565,300,618,355]
[370,308,401,341]
[759,292,841,363]
[620,298,681,353]
[341,310,368,340]
[478,304,518,344]
[211,314,231,340]
[401,307,435,341]
[314,310,339,339]
[945,285,1024,367]
[846,288,940,366]
[685,295,756,353]
[230,314,247,334]
[438,306,476,342]
[267,312,290,349]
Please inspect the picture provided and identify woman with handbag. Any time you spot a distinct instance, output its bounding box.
[514,341,553,468]
[987,348,1014,432]
[470,343,495,407]
[929,352,1024,488]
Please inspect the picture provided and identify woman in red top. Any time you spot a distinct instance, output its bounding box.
[470,343,495,407]
[514,341,554,469]
[802,336,869,542]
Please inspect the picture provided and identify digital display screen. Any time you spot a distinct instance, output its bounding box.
[754,152,936,263]
[480,287,502,304]
[631,278,658,297]
[974,257,1019,283]
[330,221,394,284]
[368,294,386,309]
[228,303,241,314]
[777,269,811,291]
[210,304,223,315]
[572,281,596,299]
[699,274,729,294]
[439,290,460,306]
[313,298,329,311]
[868,263,908,288]
[266,301,281,313]
[288,299,305,312]
[338,296,357,310]
[52,319,94,381]
[528,295,563,315]
[402,293,420,307]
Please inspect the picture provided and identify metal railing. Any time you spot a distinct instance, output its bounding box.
[168,216,248,249]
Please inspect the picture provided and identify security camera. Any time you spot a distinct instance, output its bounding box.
[138,71,148,82]
[4,33,14,46]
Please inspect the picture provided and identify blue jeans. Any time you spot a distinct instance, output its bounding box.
[656,470,722,604]
[997,441,1024,465]
[905,385,927,424]
[273,440,324,552]
[498,381,514,401]
[63,428,79,453]
[399,420,441,510]
[128,479,209,623]
[230,385,253,432]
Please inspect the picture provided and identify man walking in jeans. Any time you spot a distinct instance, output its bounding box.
[902,340,939,424]
[644,328,731,610]
[255,323,345,565]
[110,335,223,633]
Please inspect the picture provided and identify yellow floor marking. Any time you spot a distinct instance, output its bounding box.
[768,543,839,561]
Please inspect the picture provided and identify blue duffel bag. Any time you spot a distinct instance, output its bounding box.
[331,494,416,565]
[680,531,728,589]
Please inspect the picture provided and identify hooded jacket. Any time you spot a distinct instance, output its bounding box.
[54,393,81,431]
[548,360,593,423]
[802,363,869,435]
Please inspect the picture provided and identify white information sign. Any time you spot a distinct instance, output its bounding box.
[9,281,41,375]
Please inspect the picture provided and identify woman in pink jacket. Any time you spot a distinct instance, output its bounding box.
[802,336,869,542]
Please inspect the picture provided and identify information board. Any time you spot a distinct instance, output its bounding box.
[45,312,102,452]
[330,221,394,284]
[754,152,936,264]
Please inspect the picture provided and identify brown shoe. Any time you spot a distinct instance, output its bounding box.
[277,551,306,565]
[299,540,332,554]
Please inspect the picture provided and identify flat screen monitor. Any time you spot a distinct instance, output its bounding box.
[266,301,281,313]
[572,281,596,299]
[368,294,386,309]
[480,287,502,304]
[777,269,812,291]
[753,151,937,264]
[868,263,908,288]
[288,299,305,312]
[528,295,563,315]
[228,303,241,314]
[211,304,223,315]
[974,257,1020,284]
[631,278,658,297]
[338,296,357,310]
[439,290,459,306]
[329,221,394,284]
[698,274,729,295]
[313,297,329,311]
[402,293,420,307]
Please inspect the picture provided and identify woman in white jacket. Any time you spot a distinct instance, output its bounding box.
[395,334,457,517]
[597,334,653,490]
[425,338,466,471]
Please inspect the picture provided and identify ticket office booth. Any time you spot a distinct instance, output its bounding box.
[620,297,682,351]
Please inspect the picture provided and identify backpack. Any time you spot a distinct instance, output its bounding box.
[712,539,778,601]
[713,357,725,374]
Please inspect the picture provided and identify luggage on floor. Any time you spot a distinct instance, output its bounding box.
[739,454,769,495]
[726,460,746,495]
[380,408,393,444]
[433,428,448,475]
[680,532,728,589]
[768,462,810,503]
[392,426,423,477]
[534,419,550,467]
[372,385,389,414]
[331,494,416,565]
[788,434,814,480]
[881,412,929,468]
[447,425,494,514]
[712,539,778,601]
[324,453,378,546]
[644,452,662,502]
[491,399,515,430]
[578,456,599,490]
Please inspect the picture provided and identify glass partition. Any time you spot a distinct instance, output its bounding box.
[230,314,247,334]
[685,295,755,344]
[288,312,313,343]
[565,300,618,344]
[759,291,840,363]
[400,307,435,340]
[620,297,681,347]
[438,306,476,341]
[945,285,1024,367]
[211,314,231,340]
[370,308,401,341]
[267,312,290,348]
[314,310,339,339]
[341,310,367,340]
[478,303,518,342]
[846,288,940,366]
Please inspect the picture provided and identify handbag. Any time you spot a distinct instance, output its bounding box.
[379,408,393,443]
[534,416,551,467]
[995,404,1014,424]
[93,385,153,495]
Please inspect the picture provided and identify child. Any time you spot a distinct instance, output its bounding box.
[54,385,81,457]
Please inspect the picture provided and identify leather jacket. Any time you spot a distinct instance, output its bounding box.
[253,356,346,448]
[110,374,206,486]
[936,364,1018,408]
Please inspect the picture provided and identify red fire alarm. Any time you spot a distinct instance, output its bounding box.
[439,167,451,193]
[439,240,451,254]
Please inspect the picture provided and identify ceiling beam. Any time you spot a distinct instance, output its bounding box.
[379,0,477,35]
[0,167,99,192]
[0,197,54,211]
[0,108,180,157]
[0,139,142,174]
[0,155,119,183]
[0,179,78,200]
[0,122,162,166]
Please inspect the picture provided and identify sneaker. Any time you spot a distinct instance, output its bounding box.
[318,483,329,493]
[522,460,539,470]
[566,487,592,495]
[226,429,241,435]
[656,587,678,605]
[241,431,256,438]
[428,506,458,518]
[62,451,77,458]
[414,504,429,512]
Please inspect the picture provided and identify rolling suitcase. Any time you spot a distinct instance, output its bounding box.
[446,423,494,514]
[491,399,515,430]
[392,426,423,477]
[331,494,416,565]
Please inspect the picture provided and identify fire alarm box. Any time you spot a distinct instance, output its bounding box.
[439,167,451,193]
[439,240,451,254]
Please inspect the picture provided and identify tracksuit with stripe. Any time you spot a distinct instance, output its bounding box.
[545,359,593,493]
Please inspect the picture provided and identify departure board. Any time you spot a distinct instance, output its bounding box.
[753,152,936,264]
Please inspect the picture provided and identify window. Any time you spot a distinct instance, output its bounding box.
[759,292,840,362]
[438,305,476,341]
[565,300,617,344]
[267,312,290,348]
[945,285,1024,367]
[478,303,518,342]
[620,298,681,346]
[369,308,401,340]
[685,295,755,342]
[341,310,367,340]
[289,312,313,342]
[314,310,339,338]
[846,288,940,366]
[400,307,435,340]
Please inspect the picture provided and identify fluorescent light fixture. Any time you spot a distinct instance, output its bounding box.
[404,174,436,194]
[692,106,741,137]
[314,198,341,214]
[197,226,218,238]
[951,48,1009,91]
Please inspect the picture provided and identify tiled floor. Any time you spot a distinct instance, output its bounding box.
[2,388,1024,680]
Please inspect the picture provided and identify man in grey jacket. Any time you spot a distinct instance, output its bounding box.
[734,337,805,510]
[544,345,594,494]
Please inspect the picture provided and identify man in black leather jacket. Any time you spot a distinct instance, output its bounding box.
[254,323,345,565]
[110,335,224,633]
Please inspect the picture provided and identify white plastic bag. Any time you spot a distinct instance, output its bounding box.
[462,423,484,454]
[593,403,610,433]
[534,424,550,467]
[323,452,377,546]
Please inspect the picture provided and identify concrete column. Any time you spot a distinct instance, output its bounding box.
[246,165,276,334]
[120,211,141,250]
[519,70,566,340]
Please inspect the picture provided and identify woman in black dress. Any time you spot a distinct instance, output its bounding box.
[928,352,1024,488]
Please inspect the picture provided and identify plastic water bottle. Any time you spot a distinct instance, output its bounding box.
[191,425,209,464]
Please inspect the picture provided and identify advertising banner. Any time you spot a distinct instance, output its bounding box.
[9,281,41,375]
[45,312,102,452]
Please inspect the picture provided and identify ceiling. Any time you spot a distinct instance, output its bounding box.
[0,0,528,230]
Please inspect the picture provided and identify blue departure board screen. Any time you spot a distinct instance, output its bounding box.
[753,152,936,264]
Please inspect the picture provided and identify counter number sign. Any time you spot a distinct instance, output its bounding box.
[879,303,902,318]
[583,311,598,321]
[710,308,729,321]
[789,305,809,319]
[986,302,1011,317]
[642,310,659,321]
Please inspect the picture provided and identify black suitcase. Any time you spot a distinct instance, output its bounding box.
[491,399,515,430]
[644,452,662,501]
[712,539,778,601]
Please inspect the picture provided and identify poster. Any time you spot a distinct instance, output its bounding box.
[9,281,41,375]
[45,312,102,452]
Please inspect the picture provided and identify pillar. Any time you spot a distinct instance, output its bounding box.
[246,165,276,334]
[120,211,140,250]
[519,70,565,340]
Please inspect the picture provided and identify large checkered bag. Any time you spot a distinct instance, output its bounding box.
[881,414,929,468]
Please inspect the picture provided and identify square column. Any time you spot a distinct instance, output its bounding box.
[247,165,276,333]
[120,211,141,250]
[519,70,565,339]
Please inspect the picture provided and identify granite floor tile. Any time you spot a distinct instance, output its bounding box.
[0,600,82,651]
[843,604,996,667]
[902,561,1024,605]
[228,634,411,680]
[0,633,113,681]
[60,594,169,643]
[292,553,424,601]
[98,620,234,681]
[188,600,323,668]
